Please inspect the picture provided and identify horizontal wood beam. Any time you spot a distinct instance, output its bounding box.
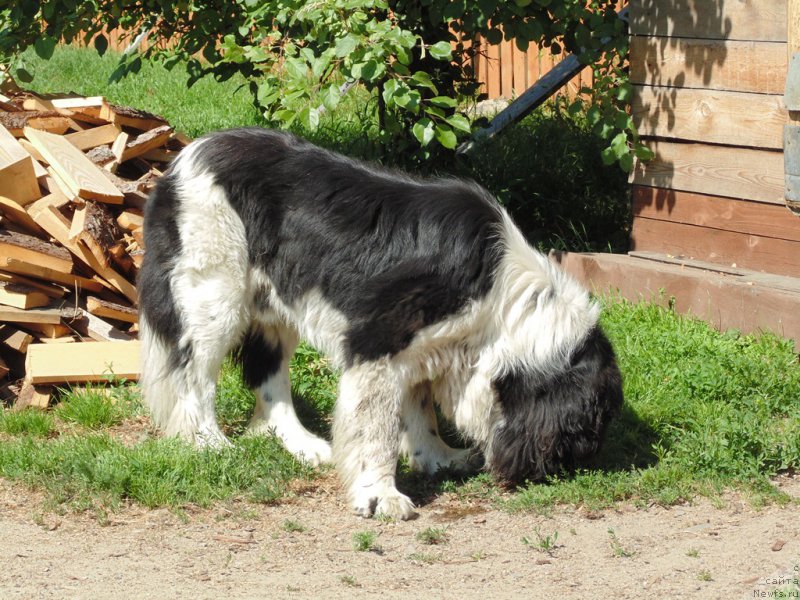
[551,250,800,352]
[630,37,787,95]
[631,140,784,204]
[632,186,800,242]
[633,85,787,149]
[629,0,787,42]
[630,216,800,277]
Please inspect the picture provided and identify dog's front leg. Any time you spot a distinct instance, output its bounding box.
[333,359,416,520]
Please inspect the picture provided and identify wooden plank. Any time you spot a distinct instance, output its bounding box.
[631,140,785,204]
[633,86,787,149]
[50,96,104,110]
[787,0,800,214]
[0,356,8,379]
[632,186,800,242]
[629,0,787,42]
[100,102,167,131]
[0,123,40,204]
[116,209,144,231]
[14,381,52,410]
[0,305,82,325]
[120,125,173,162]
[23,322,73,339]
[0,257,104,293]
[24,127,124,204]
[83,311,133,342]
[630,36,787,95]
[0,281,49,309]
[25,340,141,383]
[0,324,33,354]
[64,123,121,151]
[31,205,136,302]
[500,41,514,99]
[0,194,45,235]
[86,296,138,324]
[0,229,73,273]
[552,250,800,351]
[0,271,65,298]
[630,216,800,276]
[486,41,501,100]
[512,43,527,96]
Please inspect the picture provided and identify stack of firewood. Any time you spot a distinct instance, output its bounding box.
[0,89,185,408]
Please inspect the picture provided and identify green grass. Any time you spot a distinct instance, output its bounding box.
[54,384,139,429]
[19,45,263,138]
[0,409,54,437]
[352,530,379,552]
[416,526,449,545]
[1,46,798,517]
[522,528,560,554]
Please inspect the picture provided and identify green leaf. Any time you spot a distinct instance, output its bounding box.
[412,118,435,146]
[600,146,616,166]
[619,152,634,173]
[485,28,503,45]
[428,41,452,61]
[634,144,656,161]
[429,96,457,108]
[410,71,437,92]
[94,34,109,57]
[335,35,359,58]
[610,132,628,159]
[15,67,33,84]
[34,36,57,60]
[300,106,320,131]
[616,82,633,102]
[320,84,340,112]
[435,124,457,149]
[284,57,307,82]
[446,114,471,133]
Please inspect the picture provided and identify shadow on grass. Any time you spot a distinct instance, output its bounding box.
[397,400,659,510]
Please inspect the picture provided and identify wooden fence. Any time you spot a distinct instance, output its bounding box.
[466,38,591,100]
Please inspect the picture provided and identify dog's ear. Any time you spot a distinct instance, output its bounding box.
[489,329,623,485]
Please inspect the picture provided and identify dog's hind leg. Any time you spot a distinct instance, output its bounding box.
[399,382,476,475]
[162,269,249,447]
[244,324,332,466]
[333,359,416,520]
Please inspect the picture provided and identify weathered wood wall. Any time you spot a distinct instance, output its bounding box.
[629,0,800,276]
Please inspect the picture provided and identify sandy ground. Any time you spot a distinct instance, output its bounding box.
[1,473,798,599]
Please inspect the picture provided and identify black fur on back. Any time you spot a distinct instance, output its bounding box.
[186,128,504,364]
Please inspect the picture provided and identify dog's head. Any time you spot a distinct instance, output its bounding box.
[487,326,623,485]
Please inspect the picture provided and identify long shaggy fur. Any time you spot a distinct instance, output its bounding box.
[139,128,623,520]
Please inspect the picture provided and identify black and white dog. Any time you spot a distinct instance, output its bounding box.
[139,128,623,520]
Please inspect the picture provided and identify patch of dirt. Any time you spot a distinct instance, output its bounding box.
[1,474,798,599]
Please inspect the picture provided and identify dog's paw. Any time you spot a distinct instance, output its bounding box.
[290,436,332,467]
[247,421,332,466]
[353,489,416,520]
